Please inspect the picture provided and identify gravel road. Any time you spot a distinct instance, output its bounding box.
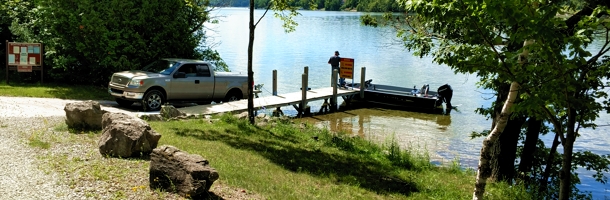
[0,97,138,199]
[0,96,256,200]
[0,115,74,199]
[0,96,153,118]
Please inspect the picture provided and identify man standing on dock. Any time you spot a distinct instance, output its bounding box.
[328,50,346,88]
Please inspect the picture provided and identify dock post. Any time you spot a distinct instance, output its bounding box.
[300,73,309,116]
[331,69,338,111]
[329,67,332,87]
[360,67,366,98]
[304,66,308,76]
[272,70,277,96]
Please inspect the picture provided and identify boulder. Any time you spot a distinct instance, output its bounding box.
[150,145,219,198]
[64,100,106,129]
[160,105,186,119]
[98,112,161,157]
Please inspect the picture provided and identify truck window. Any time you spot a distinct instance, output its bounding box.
[178,64,197,77]
[196,64,211,77]
[143,59,179,75]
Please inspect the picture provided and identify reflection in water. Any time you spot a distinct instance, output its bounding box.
[302,104,453,134]
[297,106,464,165]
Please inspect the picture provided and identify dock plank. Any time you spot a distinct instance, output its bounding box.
[178,87,360,115]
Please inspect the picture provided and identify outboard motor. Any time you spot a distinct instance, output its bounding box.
[437,84,453,112]
[420,84,430,96]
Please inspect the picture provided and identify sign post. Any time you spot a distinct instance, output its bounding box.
[5,41,44,84]
[340,58,354,88]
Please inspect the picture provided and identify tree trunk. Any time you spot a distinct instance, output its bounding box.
[490,83,510,130]
[517,118,542,182]
[559,109,577,200]
[540,133,560,194]
[247,0,255,124]
[473,81,520,200]
[491,115,525,182]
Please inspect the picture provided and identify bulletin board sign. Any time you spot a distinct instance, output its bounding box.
[5,41,44,83]
[339,58,354,79]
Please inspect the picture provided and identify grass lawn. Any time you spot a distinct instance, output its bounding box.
[0,82,112,100]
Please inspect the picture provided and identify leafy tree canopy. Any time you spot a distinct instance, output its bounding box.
[2,0,227,85]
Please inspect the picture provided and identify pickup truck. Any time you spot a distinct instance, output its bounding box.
[108,58,249,111]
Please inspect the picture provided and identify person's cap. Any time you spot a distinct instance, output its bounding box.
[335,51,340,55]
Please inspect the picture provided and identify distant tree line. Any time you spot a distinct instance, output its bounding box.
[211,0,590,12]
[1,0,226,86]
[211,0,404,12]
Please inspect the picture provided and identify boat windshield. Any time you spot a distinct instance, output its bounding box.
[142,60,179,75]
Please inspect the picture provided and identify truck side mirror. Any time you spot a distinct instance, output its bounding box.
[174,72,186,78]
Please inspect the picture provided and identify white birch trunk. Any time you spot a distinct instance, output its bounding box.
[473,81,520,200]
[473,39,532,200]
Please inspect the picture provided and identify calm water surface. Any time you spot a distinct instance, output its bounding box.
[206,8,610,198]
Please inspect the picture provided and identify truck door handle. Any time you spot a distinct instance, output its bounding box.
[195,80,200,84]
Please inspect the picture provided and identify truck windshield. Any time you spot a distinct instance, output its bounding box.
[142,60,179,75]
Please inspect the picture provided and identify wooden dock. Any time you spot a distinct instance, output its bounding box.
[178,87,361,115]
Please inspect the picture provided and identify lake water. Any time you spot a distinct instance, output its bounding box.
[206,7,610,198]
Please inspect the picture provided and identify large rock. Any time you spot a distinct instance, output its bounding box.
[64,100,106,129]
[160,105,186,119]
[98,112,161,157]
[150,145,219,198]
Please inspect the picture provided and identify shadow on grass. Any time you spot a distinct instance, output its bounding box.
[45,85,110,100]
[101,153,152,161]
[173,126,419,196]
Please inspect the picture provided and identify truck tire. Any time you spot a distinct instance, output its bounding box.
[224,91,242,102]
[115,98,134,107]
[142,90,165,111]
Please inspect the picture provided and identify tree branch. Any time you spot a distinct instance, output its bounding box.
[254,3,272,28]
[563,1,610,36]
[586,27,610,66]
[541,105,567,144]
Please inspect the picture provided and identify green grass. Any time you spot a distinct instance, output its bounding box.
[27,135,51,149]
[147,114,532,200]
[0,82,112,100]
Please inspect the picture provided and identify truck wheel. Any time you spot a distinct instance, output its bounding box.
[142,90,164,111]
[115,98,133,107]
[224,91,242,102]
